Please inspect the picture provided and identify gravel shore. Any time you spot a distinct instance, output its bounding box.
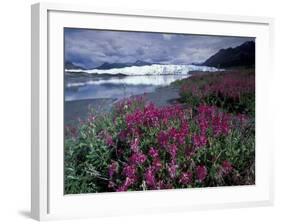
[64,84,181,125]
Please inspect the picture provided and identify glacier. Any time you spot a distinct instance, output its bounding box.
[65,64,221,76]
[66,74,191,88]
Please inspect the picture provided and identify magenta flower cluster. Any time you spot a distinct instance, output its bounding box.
[104,96,242,191]
[180,72,255,101]
[196,165,208,182]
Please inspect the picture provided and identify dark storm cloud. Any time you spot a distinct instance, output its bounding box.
[64,28,255,68]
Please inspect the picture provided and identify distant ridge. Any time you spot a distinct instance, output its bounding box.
[133,60,152,66]
[65,61,84,70]
[202,41,255,68]
[95,60,152,70]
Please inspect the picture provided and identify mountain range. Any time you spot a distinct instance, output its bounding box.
[65,61,85,70]
[65,60,152,70]
[65,41,255,70]
[94,60,152,69]
[202,41,255,68]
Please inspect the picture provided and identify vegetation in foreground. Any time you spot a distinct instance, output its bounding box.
[64,69,255,194]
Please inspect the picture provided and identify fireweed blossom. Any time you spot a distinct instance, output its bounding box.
[168,125,188,145]
[129,152,147,165]
[117,177,135,192]
[67,93,253,193]
[212,114,230,136]
[130,138,140,153]
[180,72,255,103]
[116,164,138,191]
[196,105,231,138]
[157,131,169,146]
[152,158,162,172]
[179,171,193,185]
[193,132,208,149]
[148,147,159,158]
[122,165,137,179]
[168,144,178,159]
[221,160,233,175]
[108,161,118,178]
[145,167,156,188]
[196,165,207,182]
[120,103,236,189]
[168,160,178,179]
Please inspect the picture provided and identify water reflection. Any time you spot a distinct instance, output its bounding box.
[65,73,191,101]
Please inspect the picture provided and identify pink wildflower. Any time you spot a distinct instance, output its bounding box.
[221,160,233,175]
[108,161,118,178]
[168,161,178,179]
[148,147,159,158]
[157,131,168,146]
[179,171,193,185]
[130,138,140,153]
[193,134,207,148]
[152,158,162,172]
[117,177,135,192]
[129,152,147,165]
[196,165,207,182]
[145,167,156,187]
[122,164,136,179]
[168,144,178,159]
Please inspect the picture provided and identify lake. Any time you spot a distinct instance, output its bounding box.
[65,73,191,102]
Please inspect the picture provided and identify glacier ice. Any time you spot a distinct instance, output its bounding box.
[65,64,221,76]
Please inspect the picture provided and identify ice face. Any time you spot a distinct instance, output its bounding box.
[65,64,221,76]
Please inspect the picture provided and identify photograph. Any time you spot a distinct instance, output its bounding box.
[64,28,255,194]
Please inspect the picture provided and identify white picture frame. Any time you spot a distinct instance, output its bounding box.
[31,2,274,221]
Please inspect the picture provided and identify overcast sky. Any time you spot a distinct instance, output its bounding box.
[65,28,255,68]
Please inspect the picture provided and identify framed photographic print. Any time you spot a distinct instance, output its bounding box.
[31,2,274,221]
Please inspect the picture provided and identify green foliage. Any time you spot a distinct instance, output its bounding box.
[64,115,115,194]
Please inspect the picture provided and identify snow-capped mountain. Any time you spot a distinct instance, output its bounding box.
[65,64,221,76]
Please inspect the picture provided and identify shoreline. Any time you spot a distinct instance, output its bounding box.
[64,98,117,125]
[64,83,182,125]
